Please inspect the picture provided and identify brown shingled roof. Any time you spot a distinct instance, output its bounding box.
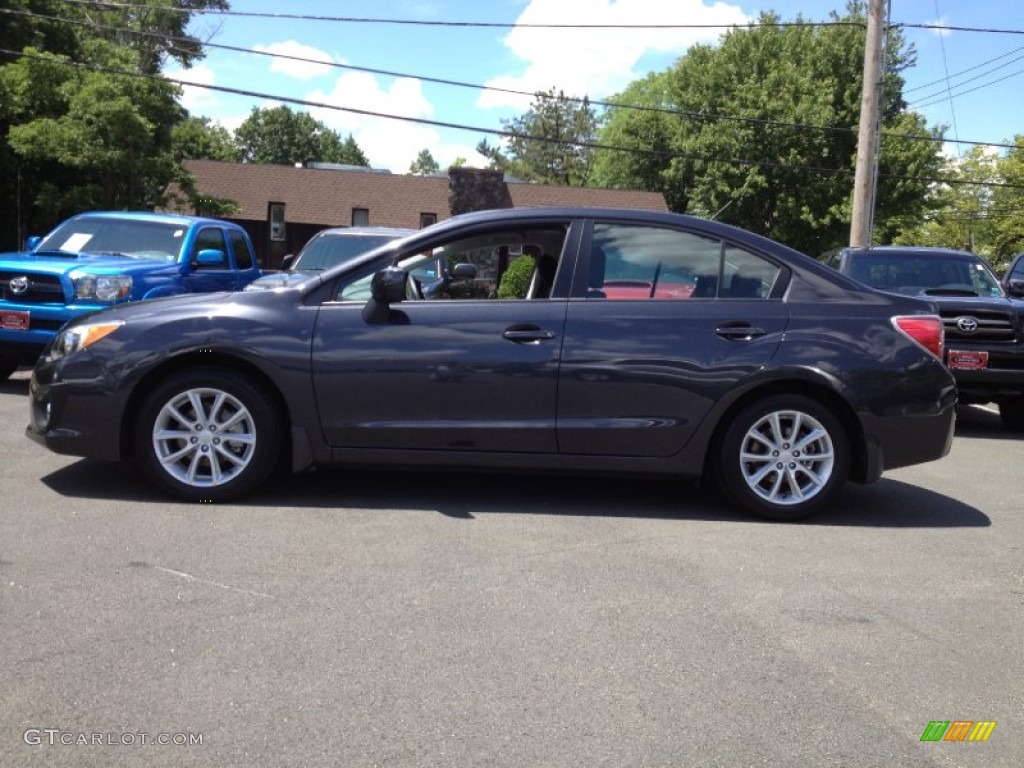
[176,159,667,228]
[178,159,451,228]
[507,181,668,211]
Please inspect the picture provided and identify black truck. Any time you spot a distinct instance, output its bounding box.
[823,246,1024,431]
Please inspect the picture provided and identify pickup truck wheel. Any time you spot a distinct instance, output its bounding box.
[999,398,1024,432]
[134,368,281,502]
[717,395,849,522]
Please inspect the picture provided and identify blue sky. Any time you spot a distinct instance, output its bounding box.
[164,0,1024,172]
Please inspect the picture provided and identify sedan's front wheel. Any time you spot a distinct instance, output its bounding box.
[134,368,282,502]
[717,395,849,521]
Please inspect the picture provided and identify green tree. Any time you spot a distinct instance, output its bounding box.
[991,136,1024,264]
[409,148,440,175]
[172,116,239,162]
[336,133,369,166]
[477,88,599,186]
[591,4,943,255]
[0,0,226,248]
[3,40,184,222]
[589,72,681,205]
[72,0,230,74]
[234,106,369,166]
[890,146,999,259]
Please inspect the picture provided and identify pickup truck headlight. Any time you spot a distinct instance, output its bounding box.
[73,274,132,302]
[49,321,124,360]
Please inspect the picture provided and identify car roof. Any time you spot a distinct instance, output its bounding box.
[315,226,416,236]
[430,206,815,259]
[843,246,979,259]
[65,211,235,227]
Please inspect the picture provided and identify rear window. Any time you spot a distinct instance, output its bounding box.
[294,234,398,271]
[847,252,1002,297]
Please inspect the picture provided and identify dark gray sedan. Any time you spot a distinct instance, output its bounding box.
[27,207,956,520]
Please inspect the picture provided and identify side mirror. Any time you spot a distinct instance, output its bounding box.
[26,235,41,251]
[1007,278,1024,298]
[195,248,227,268]
[363,267,408,323]
[371,267,408,303]
[451,262,477,280]
[281,253,296,270]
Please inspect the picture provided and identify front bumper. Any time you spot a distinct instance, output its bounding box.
[26,355,128,462]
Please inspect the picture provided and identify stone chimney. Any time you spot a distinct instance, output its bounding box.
[448,167,513,216]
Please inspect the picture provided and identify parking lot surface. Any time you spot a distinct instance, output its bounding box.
[1,371,1021,767]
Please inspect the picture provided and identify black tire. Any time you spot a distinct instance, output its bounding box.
[133,367,282,502]
[716,394,850,521]
[999,398,1024,432]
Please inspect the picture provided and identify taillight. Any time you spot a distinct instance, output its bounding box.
[892,315,944,359]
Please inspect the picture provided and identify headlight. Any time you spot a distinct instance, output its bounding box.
[73,274,132,302]
[48,321,123,360]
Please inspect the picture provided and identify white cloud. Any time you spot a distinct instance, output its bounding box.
[165,65,220,113]
[253,41,337,80]
[477,0,750,110]
[305,73,486,171]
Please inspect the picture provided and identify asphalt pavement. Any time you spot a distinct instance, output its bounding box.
[1,370,1021,767]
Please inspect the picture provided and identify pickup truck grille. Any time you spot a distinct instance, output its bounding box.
[0,272,65,304]
[940,308,1017,342]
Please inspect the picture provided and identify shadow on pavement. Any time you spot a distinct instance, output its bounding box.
[41,458,989,529]
[954,404,1021,441]
[0,374,30,396]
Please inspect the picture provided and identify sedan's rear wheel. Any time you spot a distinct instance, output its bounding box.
[717,395,849,521]
[134,368,281,502]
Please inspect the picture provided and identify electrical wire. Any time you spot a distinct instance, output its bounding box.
[4,46,1023,191]
[51,1,1024,36]
[4,6,1019,152]
[903,44,1024,93]
[54,0,867,30]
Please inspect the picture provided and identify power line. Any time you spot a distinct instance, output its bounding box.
[906,49,1024,107]
[903,43,1024,93]
[5,7,1020,152]
[50,2,1024,36]
[55,0,867,30]
[4,46,1023,192]
[910,67,1024,110]
[928,0,961,157]
[895,22,1024,35]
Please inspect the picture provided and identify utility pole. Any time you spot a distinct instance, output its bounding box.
[849,0,887,248]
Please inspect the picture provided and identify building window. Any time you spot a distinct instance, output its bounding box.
[351,208,369,227]
[268,202,286,241]
[419,212,438,228]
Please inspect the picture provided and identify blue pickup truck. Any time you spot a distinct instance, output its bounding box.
[0,211,262,379]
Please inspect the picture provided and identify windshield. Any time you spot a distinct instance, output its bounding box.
[848,252,1003,297]
[292,234,403,271]
[35,218,187,262]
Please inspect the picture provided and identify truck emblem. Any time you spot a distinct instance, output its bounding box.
[955,316,979,333]
[9,276,30,295]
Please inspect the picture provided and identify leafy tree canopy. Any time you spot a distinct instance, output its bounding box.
[0,0,225,247]
[234,106,369,167]
[477,88,599,186]
[991,137,1024,265]
[591,2,944,254]
[409,148,440,175]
